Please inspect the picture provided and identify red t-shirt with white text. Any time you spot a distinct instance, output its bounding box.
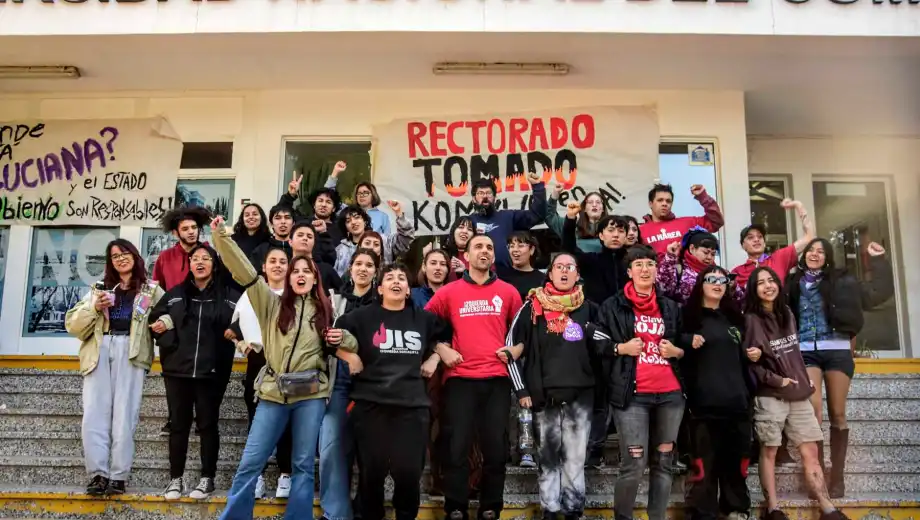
[633,309,681,394]
[425,277,523,380]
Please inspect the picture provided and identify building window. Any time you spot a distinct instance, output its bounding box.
[0,227,8,312]
[25,227,119,336]
[141,179,235,273]
[179,142,234,170]
[283,140,372,217]
[749,176,793,254]
[812,179,902,354]
[658,142,719,218]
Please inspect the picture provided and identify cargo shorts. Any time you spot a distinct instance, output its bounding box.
[753,396,824,448]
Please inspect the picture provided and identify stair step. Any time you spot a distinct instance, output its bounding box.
[0,408,250,437]
[0,486,916,520]
[0,455,917,497]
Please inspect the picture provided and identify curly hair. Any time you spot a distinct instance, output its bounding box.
[159,206,211,233]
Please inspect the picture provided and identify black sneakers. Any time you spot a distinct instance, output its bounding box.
[819,510,851,520]
[449,511,465,520]
[107,480,126,495]
[85,475,109,496]
[762,509,790,520]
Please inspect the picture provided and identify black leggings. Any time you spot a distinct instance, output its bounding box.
[163,376,226,479]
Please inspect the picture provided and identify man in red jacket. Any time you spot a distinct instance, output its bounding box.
[152,206,212,291]
[152,206,211,437]
[639,183,724,260]
[425,234,523,520]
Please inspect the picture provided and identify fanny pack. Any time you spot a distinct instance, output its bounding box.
[276,369,323,399]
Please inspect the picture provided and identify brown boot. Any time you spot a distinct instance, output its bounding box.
[829,427,849,498]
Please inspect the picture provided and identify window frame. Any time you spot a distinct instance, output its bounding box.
[749,174,796,252]
[811,174,908,358]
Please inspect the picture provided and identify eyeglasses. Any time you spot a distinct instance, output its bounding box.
[703,275,729,286]
[110,252,132,262]
[190,256,213,263]
[356,190,372,196]
[474,190,493,197]
[552,264,578,273]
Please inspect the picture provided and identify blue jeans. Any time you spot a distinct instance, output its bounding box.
[319,360,353,520]
[612,391,685,520]
[221,398,326,520]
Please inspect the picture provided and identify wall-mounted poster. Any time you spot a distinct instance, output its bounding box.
[141,178,235,273]
[24,227,119,336]
[0,118,181,226]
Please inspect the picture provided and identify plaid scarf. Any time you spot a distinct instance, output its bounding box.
[529,283,585,334]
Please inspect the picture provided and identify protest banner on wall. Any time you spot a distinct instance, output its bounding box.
[372,106,660,235]
[0,117,181,226]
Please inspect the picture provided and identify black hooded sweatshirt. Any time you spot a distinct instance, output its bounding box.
[680,308,752,418]
[231,230,271,260]
[561,217,628,304]
[150,278,239,379]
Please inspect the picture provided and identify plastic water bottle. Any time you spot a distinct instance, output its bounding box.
[518,408,534,451]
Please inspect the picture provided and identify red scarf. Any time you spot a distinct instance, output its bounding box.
[624,281,659,315]
[682,250,710,275]
[529,283,584,334]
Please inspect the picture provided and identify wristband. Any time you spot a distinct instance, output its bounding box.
[614,343,620,356]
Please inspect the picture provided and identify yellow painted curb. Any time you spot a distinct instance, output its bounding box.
[0,492,917,519]
[855,358,920,374]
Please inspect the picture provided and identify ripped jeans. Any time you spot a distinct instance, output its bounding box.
[612,391,685,520]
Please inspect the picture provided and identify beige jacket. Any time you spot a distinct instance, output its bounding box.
[213,228,334,404]
[65,281,165,376]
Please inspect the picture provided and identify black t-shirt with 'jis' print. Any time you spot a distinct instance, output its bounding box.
[337,304,451,408]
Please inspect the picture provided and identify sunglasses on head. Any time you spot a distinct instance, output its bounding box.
[703,274,730,286]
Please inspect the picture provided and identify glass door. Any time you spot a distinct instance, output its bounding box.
[812,178,904,356]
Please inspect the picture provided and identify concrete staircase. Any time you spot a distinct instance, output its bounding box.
[0,362,918,519]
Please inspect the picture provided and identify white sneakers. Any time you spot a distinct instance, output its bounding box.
[163,477,183,501]
[255,475,266,499]
[189,477,215,500]
[275,474,292,499]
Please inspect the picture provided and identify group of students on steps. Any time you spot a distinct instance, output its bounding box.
[66,162,893,520]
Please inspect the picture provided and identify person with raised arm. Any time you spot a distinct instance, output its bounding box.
[732,198,814,304]
[424,234,523,520]
[66,239,164,497]
[785,239,893,498]
[149,243,239,501]
[323,162,392,236]
[333,201,414,276]
[326,262,450,520]
[639,183,724,260]
[211,215,336,520]
[657,228,721,306]
[545,184,607,253]
[281,163,346,262]
[467,170,547,269]
[743,267,849,520]
[597,245,694,520]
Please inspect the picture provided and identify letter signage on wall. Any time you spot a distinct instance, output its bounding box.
[372,106,660,235]
[0,117,181,226]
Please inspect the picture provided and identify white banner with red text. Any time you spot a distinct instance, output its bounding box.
[372,106,660,235]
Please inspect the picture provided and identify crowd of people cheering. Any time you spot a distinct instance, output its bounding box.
[66,162,894,520]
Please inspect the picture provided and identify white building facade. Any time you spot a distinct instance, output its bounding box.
[0,0,917,357]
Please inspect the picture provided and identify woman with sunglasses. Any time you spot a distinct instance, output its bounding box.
[66,239,165,496]
[506,253,607,520]
[149,243,239,501]
[680,266,760,520]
